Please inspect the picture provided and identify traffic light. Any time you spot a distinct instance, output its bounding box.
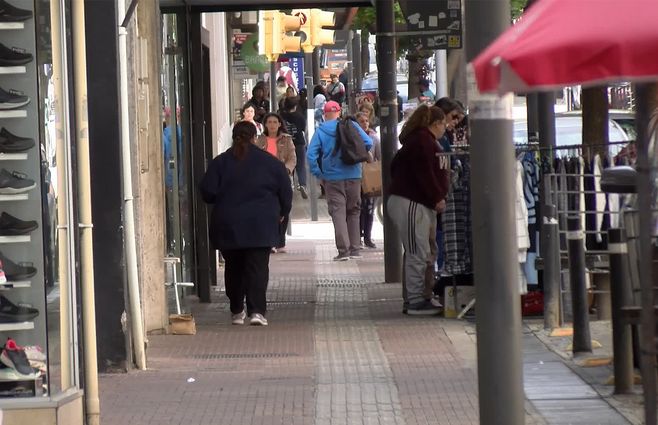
[258,10,302,62]
[291,9,313,53]
[310,9,335,46]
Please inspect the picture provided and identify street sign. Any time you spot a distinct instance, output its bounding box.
[397,0,463,50]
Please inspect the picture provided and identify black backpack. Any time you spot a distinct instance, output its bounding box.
[333,117,369,165]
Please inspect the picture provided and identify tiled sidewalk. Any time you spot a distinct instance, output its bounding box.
[99,237,622,425]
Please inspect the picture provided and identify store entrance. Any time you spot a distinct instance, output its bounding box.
[161,10,216,304]
[161,12,196,298]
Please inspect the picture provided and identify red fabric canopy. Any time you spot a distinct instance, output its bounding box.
[471,0,658,94]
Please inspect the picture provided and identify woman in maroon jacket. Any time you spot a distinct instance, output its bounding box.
[388,105,450,315]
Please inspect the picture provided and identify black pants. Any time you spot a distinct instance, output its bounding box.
[222,248,270,316]
[277,215,289,249]
[360,194,375,242]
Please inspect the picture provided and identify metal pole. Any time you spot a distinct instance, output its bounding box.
[567,216,592,354]
[375,0,402,283]
[346,30,356,113]
[542,204,560,330]
[312,47,321,84]
[353,32,363,102]
[465,1,524,424]
[73,0,101,423]
[608,228,634,394]
[270,61,277,113]
[634,82,657,425]
[526,93,539,143]
[304,60,319,222]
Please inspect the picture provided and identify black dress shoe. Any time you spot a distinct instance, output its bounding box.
[0,251,36,281]
[0,87,29,110]
[0,296,38,323]
[0,1,32,22]
[0,43,31,66]
[0,212,37,235]
[0,128,34,153]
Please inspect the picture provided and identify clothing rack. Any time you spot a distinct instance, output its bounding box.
[438,140,631,156]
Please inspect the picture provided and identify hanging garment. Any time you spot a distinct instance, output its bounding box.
[516,161,530,294]
[442,158,472,275]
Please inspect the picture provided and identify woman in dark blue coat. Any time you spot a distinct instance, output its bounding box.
[200,121,293,326]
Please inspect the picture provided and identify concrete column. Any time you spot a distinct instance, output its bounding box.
[132,1,167,332]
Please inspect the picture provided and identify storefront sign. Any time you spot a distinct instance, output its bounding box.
[397,0,463,50]
[234,32,269,74]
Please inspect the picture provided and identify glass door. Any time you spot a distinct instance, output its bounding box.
[161,12,195,298]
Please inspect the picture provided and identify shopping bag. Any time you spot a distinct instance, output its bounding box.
[169,314,196,335]
[361,161,382,197]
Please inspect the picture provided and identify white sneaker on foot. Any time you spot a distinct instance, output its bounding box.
[231,311,246,325]
[249,313,268,326]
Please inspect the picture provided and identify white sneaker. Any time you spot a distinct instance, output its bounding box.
[249,313,268,326]
[231,311,246,325]
[430,296,443,308]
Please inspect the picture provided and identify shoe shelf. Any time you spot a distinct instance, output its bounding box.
[0,153,27,161]
[0,194,28,201]
[0,235,29,243]
[0,281,30,290]
[0,66,26,75]
[0,321,34,331]
[0,23,24,30]
[0,110,26,119]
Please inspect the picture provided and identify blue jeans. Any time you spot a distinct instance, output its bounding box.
[294,144,307,187]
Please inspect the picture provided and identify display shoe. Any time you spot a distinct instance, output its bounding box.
[0,251,36,281]
[1,338,33,375]
[0,260,6,284]
[0,295,38,323]
[0,212,37,235]
[0,43,32,66]
[0,169,35,194]
[0,87,29,110]
[0,127,34,152]
[0,0,32,22]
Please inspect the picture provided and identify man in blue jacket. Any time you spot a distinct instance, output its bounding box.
[307,101,373,261]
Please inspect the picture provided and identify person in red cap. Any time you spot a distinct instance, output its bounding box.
[307,101,373,261]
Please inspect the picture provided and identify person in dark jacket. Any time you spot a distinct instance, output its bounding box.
[200,121,293,326]
[388,104,450,316]
[280,96,309,199]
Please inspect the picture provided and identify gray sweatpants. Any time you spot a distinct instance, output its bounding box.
[388,195,435,304]
[325,179,362,256]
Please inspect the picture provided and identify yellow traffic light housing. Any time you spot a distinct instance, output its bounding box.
[310,9,335,46]
[277,12,302,54]
[292,9,314,53]
[258,10,302,62]
[258,11,276,61]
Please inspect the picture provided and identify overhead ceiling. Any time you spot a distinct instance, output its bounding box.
[159,0,371,13]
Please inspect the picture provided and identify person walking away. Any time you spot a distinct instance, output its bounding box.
[256,113,297,253]
[280,97,309,199]
[355,112,381,249]
[200,121,293,326]
[388,105,450,315]
[313,84,327,128]
[307,101,373,261]
[326,74,345,105]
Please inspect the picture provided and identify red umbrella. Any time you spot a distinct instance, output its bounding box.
[471,0,658,94]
